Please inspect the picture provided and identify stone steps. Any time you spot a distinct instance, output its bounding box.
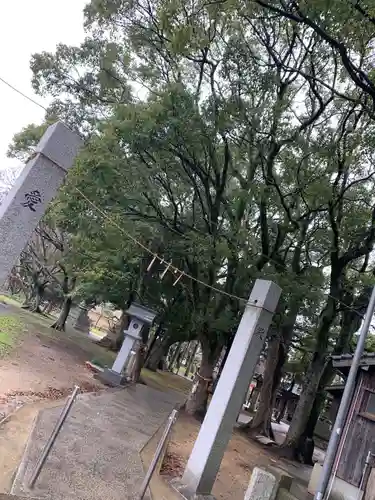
[11,384,184,500]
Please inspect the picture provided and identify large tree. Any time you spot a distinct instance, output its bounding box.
[8,0,375,432]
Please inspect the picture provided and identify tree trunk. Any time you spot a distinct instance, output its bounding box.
[276,378,295,423]
[185,339,222,418]
[168,342,182,371]
[131,343,147,383]
[276,398,287,424]
[248,331,281,438]
[145,335,171,371]
[50,296,72,331]
[30,285,44,313]
[280,356,325,459]
[174,342,189,374]
[295,390,325,465]
[97,311,129,350]
[212,335,234,392]
[280,289,338,459]
[184,341,199,377]
[43,301,54,314]
[248,300,299,438]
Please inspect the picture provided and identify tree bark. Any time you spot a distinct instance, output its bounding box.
[168,342,182,371]
[97,311,130,350]
[29,284,45,313]
[30,291,42,313]
[248,330,281,439]
[185,338,222,418]
[50,296,72,331]
[174,342,190,374]
[248,301,300,438]
[280,355,326,459]
[42,301,54,314]
[145,335,172,371]
[184,341,199,377]
[281,290,338,459]
[131,343,147,383]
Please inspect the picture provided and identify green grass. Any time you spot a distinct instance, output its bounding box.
[0,298,115,367]
[0,294,23,307]
[0,315,25,356]
[141,368,192,395]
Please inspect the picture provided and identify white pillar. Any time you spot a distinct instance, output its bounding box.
[0,122,82,287]
[179,279,281,497]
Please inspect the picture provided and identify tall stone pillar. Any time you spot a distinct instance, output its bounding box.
[175,279,282,498]
[0,122,82,287]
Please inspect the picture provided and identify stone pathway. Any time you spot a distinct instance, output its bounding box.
[11,384,185,500]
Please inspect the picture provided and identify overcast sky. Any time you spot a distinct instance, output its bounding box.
[0,0,87,170]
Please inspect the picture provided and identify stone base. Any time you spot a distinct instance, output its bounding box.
[96,368,129,387]
[170,478,216,500]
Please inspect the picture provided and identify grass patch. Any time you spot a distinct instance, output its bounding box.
[141,369,192,395]
[0,294,23,307]
[0,315,25,356]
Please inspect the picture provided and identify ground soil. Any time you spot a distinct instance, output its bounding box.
[0,301,110,421]
[0,333,101,395]
[161,412,279,500]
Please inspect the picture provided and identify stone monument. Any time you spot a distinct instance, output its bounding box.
[99,302,157,386]
[0,122,82,287]
[174,279,282,498]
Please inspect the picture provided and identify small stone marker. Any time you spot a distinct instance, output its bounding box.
[244,467,277,500]
[0,122,82,287]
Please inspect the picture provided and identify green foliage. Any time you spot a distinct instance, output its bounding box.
[6,0,375,427]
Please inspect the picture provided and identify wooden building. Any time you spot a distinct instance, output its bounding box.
[331,353,375,489]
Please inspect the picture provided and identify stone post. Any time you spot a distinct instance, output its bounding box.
[176,280,281,498]
[0,122,82,287]
[99,303,157,386]
[244,468,277,500]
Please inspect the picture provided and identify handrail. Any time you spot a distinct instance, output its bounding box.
[138,409,178,499]
[28,385,80,489]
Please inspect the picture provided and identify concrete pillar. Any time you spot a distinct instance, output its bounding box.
[179,280,281,497]
[0,122,82,287]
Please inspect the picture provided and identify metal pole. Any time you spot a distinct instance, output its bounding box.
[28,385,80,489]
[138,409,178,500]
[314,286,375,500]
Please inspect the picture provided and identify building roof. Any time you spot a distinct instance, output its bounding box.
[326,384,345,395]
[332,352,375,374]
